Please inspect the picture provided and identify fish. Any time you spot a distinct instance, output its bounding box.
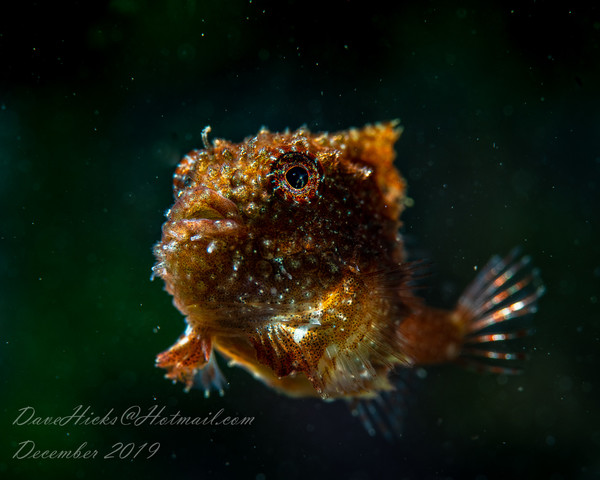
[152,121,544,437]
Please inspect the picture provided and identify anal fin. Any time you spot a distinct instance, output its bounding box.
[347,368,416,440]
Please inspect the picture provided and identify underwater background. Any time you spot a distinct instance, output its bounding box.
[1,1,599,479]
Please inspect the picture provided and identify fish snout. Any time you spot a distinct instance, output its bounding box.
[161,186,244,242]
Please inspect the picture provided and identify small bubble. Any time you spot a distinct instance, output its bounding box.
[245,202,259,218]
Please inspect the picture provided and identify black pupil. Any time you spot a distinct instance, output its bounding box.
[285,166,309,189]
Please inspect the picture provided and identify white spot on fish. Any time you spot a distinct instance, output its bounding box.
[207,241,217,254]
[293,324,310,343]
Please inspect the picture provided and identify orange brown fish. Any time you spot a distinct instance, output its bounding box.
[152,122,544,435]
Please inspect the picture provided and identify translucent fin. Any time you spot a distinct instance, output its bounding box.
[455,248,545,374]
[347,369,415,440]
[192,351,228,397]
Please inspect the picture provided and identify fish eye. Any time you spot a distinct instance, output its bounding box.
[285,166,309,190]
[271,152,322,204]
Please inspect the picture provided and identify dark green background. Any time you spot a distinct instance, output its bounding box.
[1,1,599,479]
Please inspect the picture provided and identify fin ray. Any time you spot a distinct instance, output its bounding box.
[455,248,544,374]
[463,327,534,344]
[193,351,228,397]
[347,369,414,440]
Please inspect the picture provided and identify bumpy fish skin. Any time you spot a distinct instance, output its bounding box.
[153,122,543,406]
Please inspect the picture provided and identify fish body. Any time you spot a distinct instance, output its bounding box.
[153,122,543,432]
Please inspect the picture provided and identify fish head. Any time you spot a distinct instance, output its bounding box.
[153,122,407,334]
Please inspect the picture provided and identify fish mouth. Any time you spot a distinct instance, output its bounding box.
[161,186,244,243]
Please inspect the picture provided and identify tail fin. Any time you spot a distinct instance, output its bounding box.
[454,248,545,374]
